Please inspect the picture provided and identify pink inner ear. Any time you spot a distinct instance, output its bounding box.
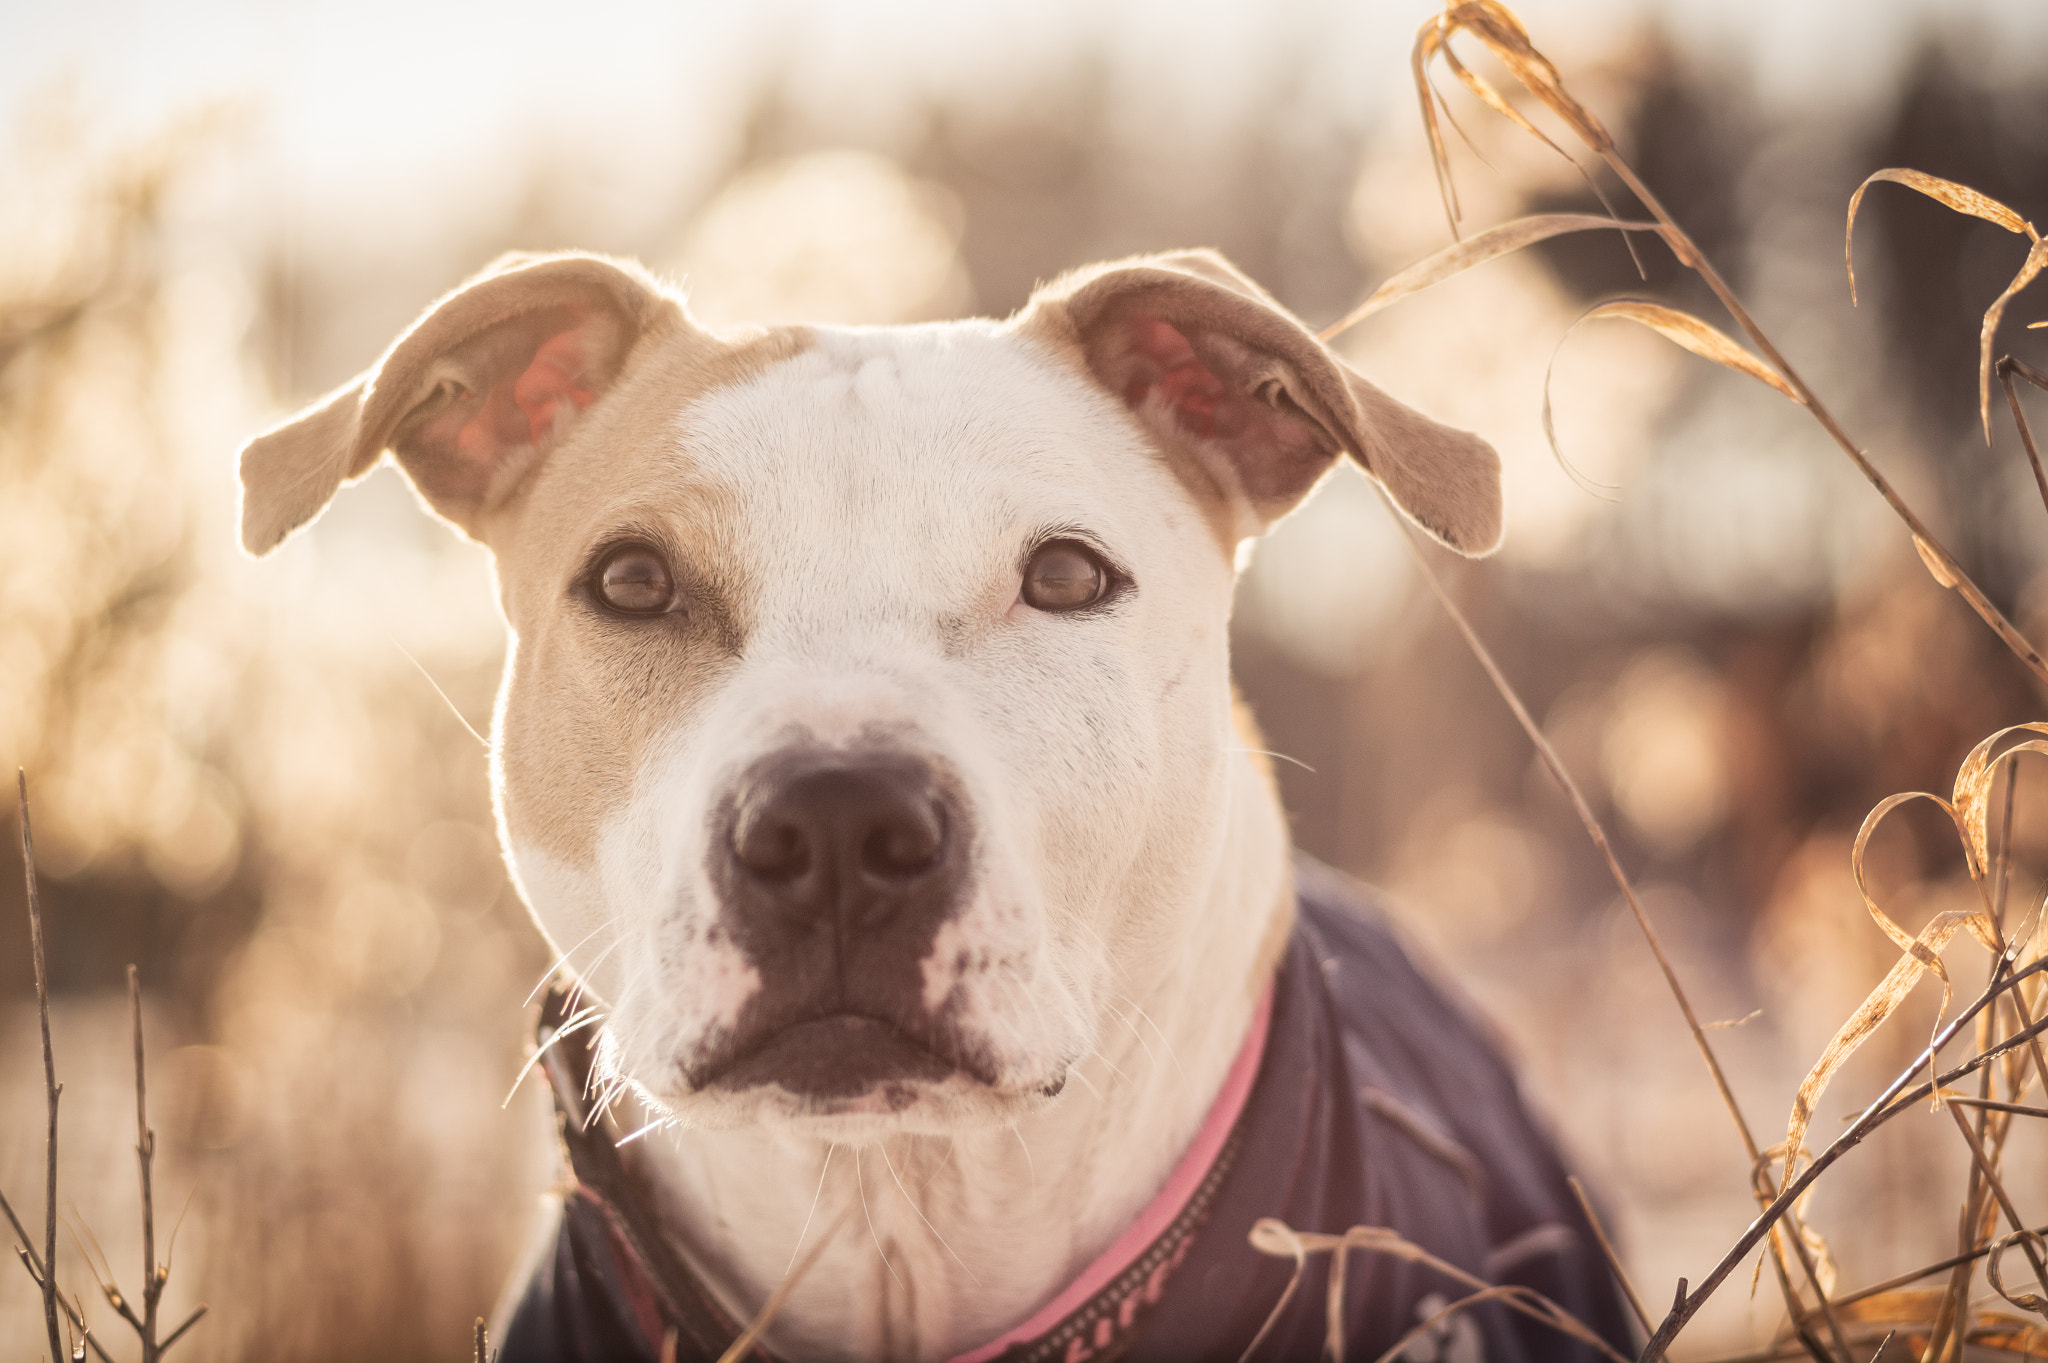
[1121,316,1233,439]
[452,315,600,467]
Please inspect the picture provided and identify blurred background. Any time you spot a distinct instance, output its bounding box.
[4,0,2048,1357]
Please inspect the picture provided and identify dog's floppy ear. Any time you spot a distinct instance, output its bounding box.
[238,252,677,554]
[1018,249,1502,554]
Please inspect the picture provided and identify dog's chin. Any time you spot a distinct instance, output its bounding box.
[648,1021,1068,1136]
[675,1079,1062,1141]
[706,1014,960,1100]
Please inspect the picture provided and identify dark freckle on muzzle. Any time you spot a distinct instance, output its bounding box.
[695,745,993,1100]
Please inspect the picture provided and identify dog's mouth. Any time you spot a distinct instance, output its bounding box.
[690,1013,993,1101]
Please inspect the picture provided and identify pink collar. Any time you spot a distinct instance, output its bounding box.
[947,985,1275,1363]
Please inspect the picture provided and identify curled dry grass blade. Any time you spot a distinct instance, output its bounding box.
[1319,214,1661,341]
[1845,170,2030,306]
[1957,726,2048,883]
[1542,299,1804,496]
[1986,1230,2048,1317]
[1983,244,2048,444]
[1241,1218,1632,1363]
[1562,301,1801,404]
[1844,171,2047,442]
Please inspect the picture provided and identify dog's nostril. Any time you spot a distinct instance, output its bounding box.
[735,816,810,881]
[862,802,945,879]
[720,751,965,915]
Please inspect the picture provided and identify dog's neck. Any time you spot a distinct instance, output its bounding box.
[626,747,1292,1363]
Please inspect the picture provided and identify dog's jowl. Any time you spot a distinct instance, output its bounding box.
[237,250,1632,1362]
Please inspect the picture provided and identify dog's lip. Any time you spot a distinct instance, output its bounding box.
[692,1013,993,1098]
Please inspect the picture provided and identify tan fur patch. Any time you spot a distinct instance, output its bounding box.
[487,316,815,867]
[1009,299,1245,556]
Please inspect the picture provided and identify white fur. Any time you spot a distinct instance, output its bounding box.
[495,322,1295,1356]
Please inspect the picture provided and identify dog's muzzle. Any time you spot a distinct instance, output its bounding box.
[694,746,991,1101]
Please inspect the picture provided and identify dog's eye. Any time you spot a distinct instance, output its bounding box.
[597,545,675,614]
[1021,540,1108,612]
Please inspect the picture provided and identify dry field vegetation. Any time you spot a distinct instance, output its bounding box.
[4,2,2048,1359]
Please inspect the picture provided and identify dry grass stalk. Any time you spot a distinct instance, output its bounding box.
[1321,5,2048,1359]
[1568,1176,1653,1337]
[713,1204,855,1363]
[1378,3,2048,692]
[1385,502,1850,1361]
[1318,214,1661,338]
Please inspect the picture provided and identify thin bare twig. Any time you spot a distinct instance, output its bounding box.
[131,964,164,1362]
[1999,356,2048,537]
[1641,960,2048,1361]
[1947,1103,2048,1308]
[1828,1222,2048,1310]
[158,1306,206,1353]
[20,770,65,1363]
[1,1194,116,1362]
[1943,1095,2048,1119]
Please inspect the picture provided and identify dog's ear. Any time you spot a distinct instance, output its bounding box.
[238,252,677,555]
[1018,249,1502,554]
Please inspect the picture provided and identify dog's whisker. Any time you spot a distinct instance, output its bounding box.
[1114,993,1185,1076]
[583,1074,631,1132]
[786,1144,837,1278]
[1083,1044,1128,1083]
[615,1116,674,1148]
[1008,1123,1036,1190]
[854,1149,903,1287]
[503,1004,608,1109]
[915,1136,960,1197]
[1065,1063,1104,1103]
[571,937,626,995]
[388,632,490,750]
[524,922,618,1007]
[1112,1004,1159,1073]
[1230,745,1316,774]
[879,1141,980,1284]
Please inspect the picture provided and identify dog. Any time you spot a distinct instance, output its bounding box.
[237,249,1631,1362]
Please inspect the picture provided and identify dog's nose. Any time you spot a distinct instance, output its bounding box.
[725,752,961,928]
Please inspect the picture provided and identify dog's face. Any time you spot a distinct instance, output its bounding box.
[238,250,1500,1138]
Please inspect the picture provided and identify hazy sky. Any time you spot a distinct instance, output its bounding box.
[7,0,2044,225]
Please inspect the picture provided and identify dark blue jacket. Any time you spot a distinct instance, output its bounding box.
[499,859,1635,1362]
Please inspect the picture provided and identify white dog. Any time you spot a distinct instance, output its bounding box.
[238,250,1628,1362]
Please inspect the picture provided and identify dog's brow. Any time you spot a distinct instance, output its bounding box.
[1017,524,1127,576]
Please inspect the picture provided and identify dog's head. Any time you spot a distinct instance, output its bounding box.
[239,249,1499,1137]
